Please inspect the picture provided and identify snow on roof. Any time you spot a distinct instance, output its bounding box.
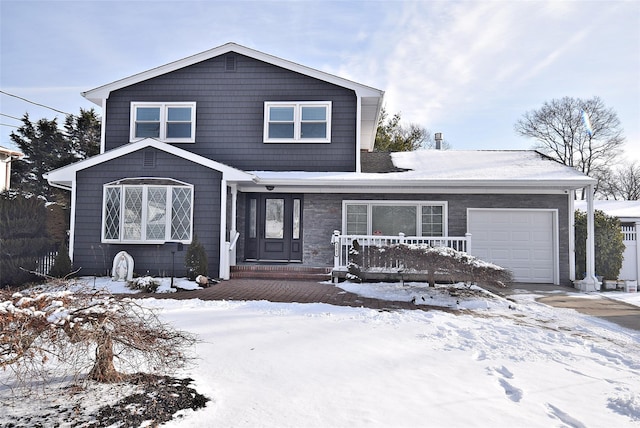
[575,200,640,221]
[251,150,595,189]
[391,150,590,181]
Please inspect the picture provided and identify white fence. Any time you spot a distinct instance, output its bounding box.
[620,224,638,281]
[331,231,471,271]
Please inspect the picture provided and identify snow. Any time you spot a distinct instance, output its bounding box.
[2,279,640,427]
[251,150,594,185]
[575,199,640,221]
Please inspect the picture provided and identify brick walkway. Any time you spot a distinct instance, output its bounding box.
[150,278,434,311]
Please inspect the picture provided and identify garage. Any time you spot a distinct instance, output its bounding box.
[467,209,557,284]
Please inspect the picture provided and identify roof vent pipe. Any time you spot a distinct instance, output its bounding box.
[434,132,443,150]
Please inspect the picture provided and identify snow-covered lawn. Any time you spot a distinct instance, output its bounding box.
[2,278,640,427]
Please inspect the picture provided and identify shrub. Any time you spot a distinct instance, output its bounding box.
[0,191,50,287]
[127,276,161,293]
[575,209,625,280]
[184,234,208,281]
[347,243,512,287]
[48,242,73,278]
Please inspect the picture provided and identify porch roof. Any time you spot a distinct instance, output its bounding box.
[246,150,595,192]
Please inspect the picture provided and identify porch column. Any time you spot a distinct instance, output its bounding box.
[230,184,238,268]
[578,184,599,291]
[219,179,229,280]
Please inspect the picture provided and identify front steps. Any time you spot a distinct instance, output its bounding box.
[230,264,332,281]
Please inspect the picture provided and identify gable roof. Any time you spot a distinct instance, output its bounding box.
[248,150,596,192]
[44,138,255,190]
[82,42,385,152]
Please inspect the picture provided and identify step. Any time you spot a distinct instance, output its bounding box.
[230,265,332,281]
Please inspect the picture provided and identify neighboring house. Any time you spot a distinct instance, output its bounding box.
[44,42,597,285]
[575,200,640,282]
[0,146,24,191]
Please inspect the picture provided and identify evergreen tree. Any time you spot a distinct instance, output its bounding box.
[10,115,66,201]
[184,234,208,280]
[49,242,73,278]
[10,109,101,204]
[64,108,101,160]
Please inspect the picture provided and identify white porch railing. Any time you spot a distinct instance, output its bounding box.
[331,231,472,271]
[221,230,240,280]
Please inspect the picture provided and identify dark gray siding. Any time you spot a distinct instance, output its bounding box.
[73,148,222,277]
[244,193,572,284]
[104,53,357,172]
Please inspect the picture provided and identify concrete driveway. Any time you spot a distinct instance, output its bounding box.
[496,283,640,332]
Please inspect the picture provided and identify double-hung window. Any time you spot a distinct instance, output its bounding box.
[343,201,447,237]
[264,101,331,143]
[130,102,196,143]
[102,178,193,243]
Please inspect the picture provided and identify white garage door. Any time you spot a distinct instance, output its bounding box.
[468,209,556,283]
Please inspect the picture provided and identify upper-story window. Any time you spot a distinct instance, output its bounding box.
[130,102,196,143]
[264,101,331,143]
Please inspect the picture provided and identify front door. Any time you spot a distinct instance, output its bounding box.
[245,194,303,262]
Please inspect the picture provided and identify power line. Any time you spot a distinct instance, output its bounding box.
[0,123,20,128]
[0,90,72,115]
[0,112,23,121]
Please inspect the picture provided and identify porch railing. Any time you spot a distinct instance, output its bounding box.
[331,231,472,271]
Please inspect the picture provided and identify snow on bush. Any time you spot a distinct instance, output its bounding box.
[0,286,196,389]
[348,242,512,286]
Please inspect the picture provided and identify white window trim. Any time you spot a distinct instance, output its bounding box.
[342,200,448,236]
[102,179,194,244]
[263,101,332,143]
[130,102,196,143]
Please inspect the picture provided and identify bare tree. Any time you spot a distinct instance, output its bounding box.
[515,96,625,198]
[1,285,196,388]
[597,161,640,200]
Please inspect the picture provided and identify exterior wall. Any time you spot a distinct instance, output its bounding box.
[294,193,572,284]
[104,53,357,172]
[73,147,222,277]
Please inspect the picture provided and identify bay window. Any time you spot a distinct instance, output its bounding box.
[343,201,447,236]
[102,179,193,243]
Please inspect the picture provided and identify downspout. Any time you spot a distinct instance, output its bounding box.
[100,98,107,154]
[68,180,77,264]
[579,184,599,291]
[355,94,362,173]
[636,221,640,283]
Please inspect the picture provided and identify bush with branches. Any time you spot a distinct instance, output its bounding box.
[348,242,512,287]
[0,285,197,388]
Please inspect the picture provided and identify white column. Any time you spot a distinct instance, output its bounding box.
[230,184,238,267]
[568,190,576,281]
[579,184,599,291]
[219,179,229,280]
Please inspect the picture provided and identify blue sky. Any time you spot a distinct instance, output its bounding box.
[1,0,639,161]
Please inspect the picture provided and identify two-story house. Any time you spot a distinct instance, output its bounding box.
[45,43,597,286]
